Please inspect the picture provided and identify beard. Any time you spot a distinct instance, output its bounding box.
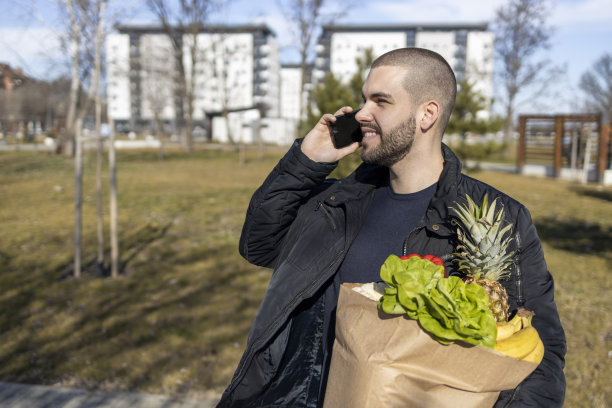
[360,116,417,167]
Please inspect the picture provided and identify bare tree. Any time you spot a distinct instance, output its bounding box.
[55,0,89,155]
[74,116,84,277]
[92,0,108,274]
[109,119,119,278]
[281,0,341,136]
[493,0,563,140]
[579,53,612,124]
[51,0,110,276]
[64,0,108,277]
[52,0,91,277]
[146,0,219,152]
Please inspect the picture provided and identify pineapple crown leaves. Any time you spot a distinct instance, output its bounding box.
[450,193,516,281]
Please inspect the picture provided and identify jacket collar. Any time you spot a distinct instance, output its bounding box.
[320,161,386,206]
[322,143,463,217]
[430,143,462,214]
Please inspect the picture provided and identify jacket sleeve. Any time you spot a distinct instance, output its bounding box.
[495,206,566,407]
[239,139,337,268]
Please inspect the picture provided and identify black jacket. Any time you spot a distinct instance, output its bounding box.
[218,141,566,408]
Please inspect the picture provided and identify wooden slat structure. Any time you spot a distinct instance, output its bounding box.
[517,114,611,182]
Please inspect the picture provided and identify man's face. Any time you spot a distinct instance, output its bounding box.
[355,66,417,167]
[360,116,416,167]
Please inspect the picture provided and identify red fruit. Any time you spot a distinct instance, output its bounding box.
[401,254,421,260]
[423,254,444,267]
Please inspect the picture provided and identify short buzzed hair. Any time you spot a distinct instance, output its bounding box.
[371,48,457,130]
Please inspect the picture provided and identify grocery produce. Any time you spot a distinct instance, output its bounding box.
[451,194,515,322]
[494,326,541,359]
[493,307,544,364]
[521,336,545,364]
[451,194,545,365]
[402,254,445,268]
[495,313,523,341]
[378,254,497,348]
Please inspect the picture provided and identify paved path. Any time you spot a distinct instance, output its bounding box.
[0,382,219,408]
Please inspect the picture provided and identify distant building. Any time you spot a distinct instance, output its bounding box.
[106,24,282,142]
[314,23,495,118]
[107,22,496,145]
[279,63,315,132]
[0,63,31,91]
[1,63,36,137]
[279,64,303,123]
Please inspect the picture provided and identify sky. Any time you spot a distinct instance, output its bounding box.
[1,0,611,115]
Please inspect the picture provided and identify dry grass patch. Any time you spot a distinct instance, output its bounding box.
[0,149,610,406]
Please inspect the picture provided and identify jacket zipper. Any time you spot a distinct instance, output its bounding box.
[514,232,525,307]
[401,226,425,256]
[225,249,345,399]
[315,200,337,231]
[501,383,522,407]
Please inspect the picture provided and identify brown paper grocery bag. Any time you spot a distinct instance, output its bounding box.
[323,284,538,408]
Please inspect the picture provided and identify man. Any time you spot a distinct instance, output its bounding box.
[217,48,566,407]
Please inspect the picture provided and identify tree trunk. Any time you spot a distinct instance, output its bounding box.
[175,58,188,151]
[96,133,104,273]
[74,117,83,278]
[61,0,82,156]
[109,120,119,278]
[95,0,107,274]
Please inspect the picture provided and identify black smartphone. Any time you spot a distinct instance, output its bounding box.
[329,110,362,149]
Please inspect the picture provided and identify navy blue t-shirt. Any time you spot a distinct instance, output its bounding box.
[337,180,437,283]
[320,176,437,392]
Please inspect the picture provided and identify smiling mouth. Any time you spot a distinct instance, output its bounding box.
[361,125,380,141]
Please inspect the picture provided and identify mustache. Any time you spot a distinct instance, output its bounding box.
[360,122,382,133]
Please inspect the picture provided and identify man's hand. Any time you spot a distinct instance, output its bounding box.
[301,106,361,163]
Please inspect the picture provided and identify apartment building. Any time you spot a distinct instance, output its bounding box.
[107,22,495,144]
[106,24,281,141]
[314,23,495,118]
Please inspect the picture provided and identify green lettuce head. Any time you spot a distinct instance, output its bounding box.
[379,254,443,318]
[377,254,496,348]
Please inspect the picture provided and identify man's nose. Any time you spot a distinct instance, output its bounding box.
[355,107,372,123]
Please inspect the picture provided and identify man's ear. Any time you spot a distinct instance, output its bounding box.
[419,101,440,132]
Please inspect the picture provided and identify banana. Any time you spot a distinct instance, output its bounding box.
[494,326,540,359]
[496,323,515,342]
[521,337,545,364]
[496,314,523,341]
[516,307,535,328]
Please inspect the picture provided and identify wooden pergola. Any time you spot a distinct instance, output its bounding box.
[517,114,611,182]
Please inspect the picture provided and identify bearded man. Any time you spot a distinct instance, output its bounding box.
[217,48,566,408]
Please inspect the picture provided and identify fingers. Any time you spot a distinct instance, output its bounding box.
[336,141,361,156]
[318,106,353,128]
[301,106,358,163]
[319,113,336,127]
[333,106,354,116]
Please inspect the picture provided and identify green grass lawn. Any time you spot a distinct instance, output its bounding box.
[0,147,610,406]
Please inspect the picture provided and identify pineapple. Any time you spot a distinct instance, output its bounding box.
[451,194,515,322]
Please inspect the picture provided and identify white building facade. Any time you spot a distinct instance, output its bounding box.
[106,24,281,142]
[314,24,495,118]
[106,23,495,145]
